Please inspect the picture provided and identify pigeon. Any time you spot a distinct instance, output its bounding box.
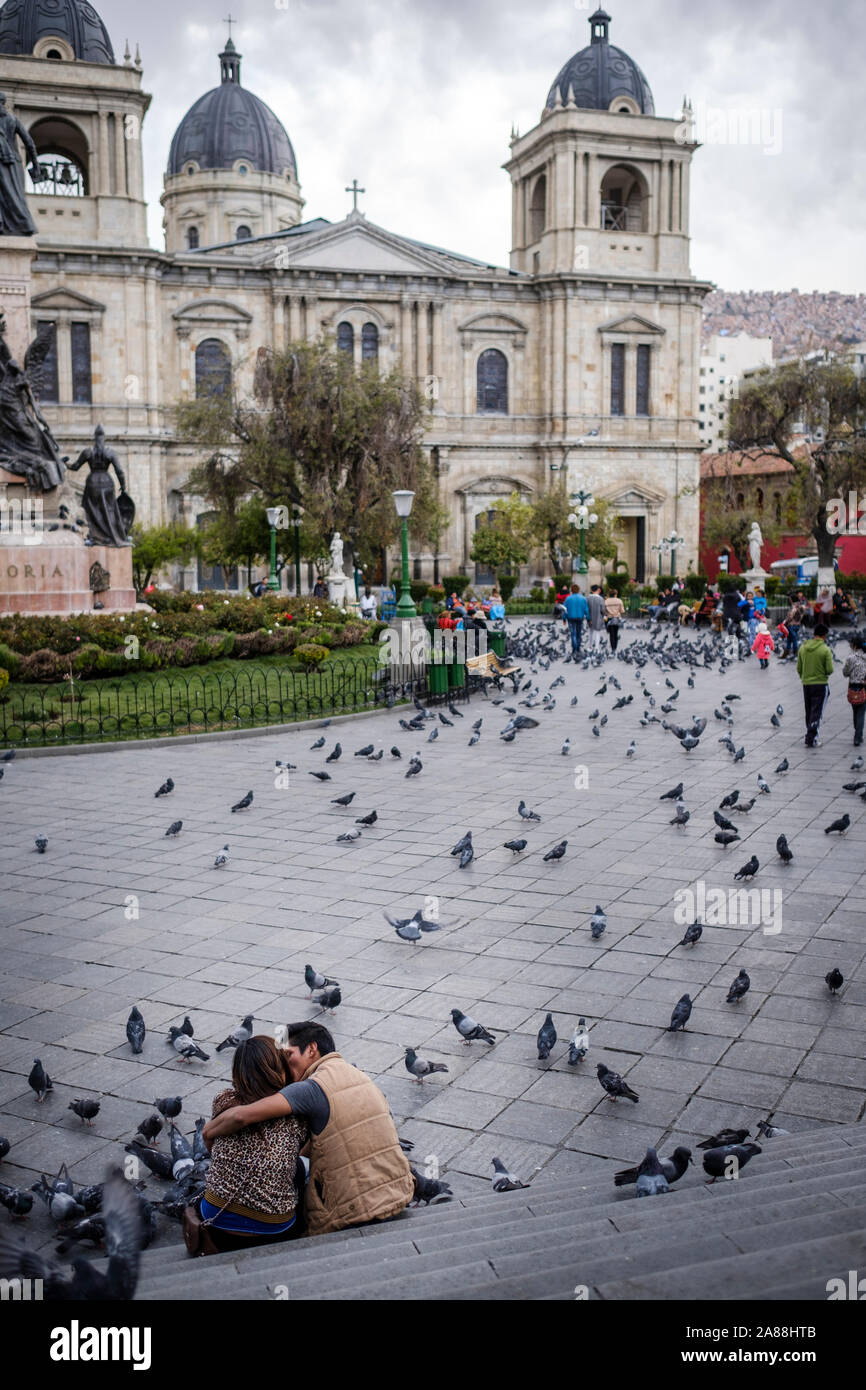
[124,1140,175,1180]
[561,738,571,756]
[172,1034,209,1063]
[714,810,736,831]
[591,725,600,738]
[410,1168,453,1205]
[213,844,230,868]
[355,810,378,826]
[309,771,332,781]
[679,921,702,947]
[659,781,684,800]
[231,790,253,812]
[697,1127,751,1150]
[354,745,374,757]
[825,968,844,995]
[305,965,339,998]
[448,704,464,718]
[154,1096,182,1125]
[776,834,793,864]
[731,798,756,813]
[337,829,361,843]
[757,774,771,794]
[517,801,541,821]
[633,1148,671,1197]
[0,1185,34,1218]
[154,778,174,797]
[536,1013,557,1061]
[165,820,183,837]
[331,792,356,807]
[312,985,342,1014]
[451,831,472,856]
[734,856,758,880]
[404,1048,449,1083]
[126,1006,146,1055]
[135,1115,163,1147]
[504,838,527,853]
[390,916,422,943]
[491,1157,529,1192]
[28,1058,52,1102]
[842,781,866,792]
[726,969,751,1003]
[405,758,423,778]
[215,1015,254,1052]
[702,1143,761,1183]
[68,1098,100,1126]
[667,994,692,1032]
[719,790,740,809]
[0,1137,9,1162]
[590,905,607,940]
[732,746,745,763]
[34,836,48,854]
[715,830,740,847]
[391,747,402,758]
[367,750,383,761]
[310,737,325,750]
[851,755,864,772]
[597,1062,639,1102]
[468,732,481,747]
[567,1019,589,1064]
[0,748,14,761]
[615,1147,692,1189]
[756,1120,790,1139]
[438,713,453,727]
[450,1008,495,1045]
[626,741,637,759]
[775,758,789,774]
[680,734,700,752]
[471,719,483,732]
[427,727,439,743]
[824,813,850,835]
[543,840,567,863]
[770,713,781,728]
[670,804,690,826]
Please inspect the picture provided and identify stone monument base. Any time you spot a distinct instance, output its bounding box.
[326,572,354,609]
[742,568,768,590]
[0,534,138,615]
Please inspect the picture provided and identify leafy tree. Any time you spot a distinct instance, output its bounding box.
[131,523,200,595]
[530,487,619,572]
[700,459,791,571]
[470,493,536,579]
[728,357,866,574]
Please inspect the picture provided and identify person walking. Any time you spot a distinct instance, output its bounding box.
[587,584,606,652]
[604,588,625,652]
[841,633,866,747]
[751,621,775,669]
[563,583,589,657]
[797,622,834,748]
[782,592,805,660]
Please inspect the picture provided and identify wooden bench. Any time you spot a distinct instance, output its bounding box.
[466,650,523,683]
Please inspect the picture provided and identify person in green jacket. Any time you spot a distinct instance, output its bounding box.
[797,622,834,747]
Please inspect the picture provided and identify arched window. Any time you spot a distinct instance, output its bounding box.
[235,225,252,241]
[361,322,379,362]
[46,49,63,60]
[635,344,651,416]
[186,226,200,249]
[529,174,546,243]
[26,116,88,196]
[477,349,508,414]
[756,488,764,511]
[600,165,646,232]
[774,492,782,524]
[337,322,354,355]
[735,492,745,511]
[195,339,232,400]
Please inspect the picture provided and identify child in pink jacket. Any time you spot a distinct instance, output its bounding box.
[752,621,775,669]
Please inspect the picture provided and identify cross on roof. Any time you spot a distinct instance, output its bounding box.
[345,178,365,212]
[224,13,235,41]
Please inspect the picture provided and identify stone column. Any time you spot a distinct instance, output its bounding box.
[0,236,37,362]
[98,111,110,195]
[415,299,427,380]
[113,112,126,197]
[431,300,443,388]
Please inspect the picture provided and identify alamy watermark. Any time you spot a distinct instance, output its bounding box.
[825,493,866,535]
[674,881,782,935]
[378,621,487,666]
[675,102,783,156]
[0,497,43,543]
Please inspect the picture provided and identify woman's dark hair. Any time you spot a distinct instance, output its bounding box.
[814,623,829,637]
[231,1035,291,1103]
[284,1022,336,1056]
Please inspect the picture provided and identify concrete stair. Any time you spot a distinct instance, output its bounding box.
[131,1123,866,1301]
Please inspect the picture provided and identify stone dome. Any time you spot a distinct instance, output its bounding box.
[0,0,115,64]
[546,9,654,115]
[167,42,297,179]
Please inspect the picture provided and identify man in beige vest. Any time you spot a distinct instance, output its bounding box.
[202,1022,414,1235]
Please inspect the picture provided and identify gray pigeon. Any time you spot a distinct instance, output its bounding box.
[597,1061,638,1102]
[536,1013,557,1061]
[231,790,253,812]
[126,1006,146,1055]
[28,1058,53,1102]
[567,1019,589,1064]
[756,1120,790,1139]
[702,1142,761,1182]
[775,758,789,773]
[172,1034,209,1063]
[615,1146,691,1189]
[825,968,844,994]
[305,965,338,997]
[336,829,362,843]
[389,916,422,943]
[733,856,759,880]
[68,1098,100,1126]
[213,844,230,868]
[34,836,48,854]
[325,743,342,762]
[517,800,541,821]
[667,994,692,1032]
[633,1147,670,1197]
[216,1015,254,1052]
[491,1156,529,1192]
[312,985,342,1014]
[504,838,526,853]
[726,968,751,1003]
[679,921,702,947]
[404,1048,449,1083]
[590,905,607,940]
[824,813,850,835]
[450,1008,495,1045]
[410,1167,453,1205]
[757,773,770,793]
[165,820,182,837]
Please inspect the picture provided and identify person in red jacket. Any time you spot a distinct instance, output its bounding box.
[751,621,775,669]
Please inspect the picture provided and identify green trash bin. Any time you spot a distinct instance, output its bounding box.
[420,596,434,614]
[447,661,466,689]
[428,662,448,696]
[488,631,506,660]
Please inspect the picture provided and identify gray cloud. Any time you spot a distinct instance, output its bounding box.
[99,0,865,290]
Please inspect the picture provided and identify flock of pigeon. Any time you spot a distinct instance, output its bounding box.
[0,613,861,1298]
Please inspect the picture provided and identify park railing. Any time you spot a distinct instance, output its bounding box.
[0,658,460,748]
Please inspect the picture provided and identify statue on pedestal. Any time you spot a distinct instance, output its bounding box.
[0,318,66,489]
[67,425,134,547]
[0,92,39,238]
[747,521,764,573]
[329,531,344,575]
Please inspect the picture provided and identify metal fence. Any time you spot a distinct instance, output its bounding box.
[0,658,464,748]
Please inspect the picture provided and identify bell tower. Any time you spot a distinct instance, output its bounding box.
[505,8,697,278]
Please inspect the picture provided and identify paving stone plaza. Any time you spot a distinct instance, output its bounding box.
[1,621,864,1275]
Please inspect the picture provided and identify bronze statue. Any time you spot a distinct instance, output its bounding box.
[0,317,67,488]
[0,91,39,237]
[68,425,134,547]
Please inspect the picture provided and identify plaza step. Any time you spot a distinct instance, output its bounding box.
[131,1121,866,1300]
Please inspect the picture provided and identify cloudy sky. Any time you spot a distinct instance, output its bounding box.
[99,0,865,292]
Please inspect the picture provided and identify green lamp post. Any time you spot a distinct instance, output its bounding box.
[392,489,416,618]
[568,489,598,577]
[265,507,281,591]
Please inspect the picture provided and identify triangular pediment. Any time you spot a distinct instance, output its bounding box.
[31,288,105,314]
[598,314,665,336]
[258,214,454,275]
[173,298,252,324]
[601,479,667,507]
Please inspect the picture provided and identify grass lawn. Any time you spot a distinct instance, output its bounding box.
[0,643,393,746]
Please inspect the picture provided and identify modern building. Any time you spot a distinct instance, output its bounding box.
[0,1,711,589]
[698,332,773,451]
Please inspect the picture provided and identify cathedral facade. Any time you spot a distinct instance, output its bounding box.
[0,1,710,589]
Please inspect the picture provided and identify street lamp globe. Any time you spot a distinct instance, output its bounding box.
[392,490,415,519]
[589,512,598,525]
[265,506,280,528]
